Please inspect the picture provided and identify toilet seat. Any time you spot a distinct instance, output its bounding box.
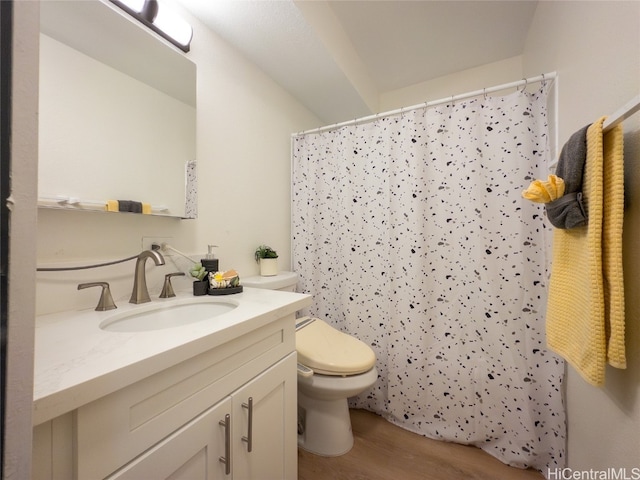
[296,317,376,376]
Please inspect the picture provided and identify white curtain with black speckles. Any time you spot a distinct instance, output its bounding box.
[292,87,565,475]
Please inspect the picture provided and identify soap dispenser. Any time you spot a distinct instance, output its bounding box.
[201,245,219,276]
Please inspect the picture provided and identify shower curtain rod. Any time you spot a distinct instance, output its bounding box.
[293,72,557,137]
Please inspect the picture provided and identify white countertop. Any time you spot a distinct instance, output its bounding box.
[33,287,311,426]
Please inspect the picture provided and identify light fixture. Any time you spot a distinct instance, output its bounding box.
[110,0,193,52]
[153,5,193,48]
[113,0,145,14]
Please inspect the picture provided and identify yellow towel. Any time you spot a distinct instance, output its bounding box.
[142,202,152,214]
[522,174,565,203]
[602,123,626,368]
[546,117,625,386]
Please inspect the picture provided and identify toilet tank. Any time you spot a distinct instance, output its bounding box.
[242,271,298,292]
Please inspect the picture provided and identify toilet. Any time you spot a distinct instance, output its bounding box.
[242,272,378,456]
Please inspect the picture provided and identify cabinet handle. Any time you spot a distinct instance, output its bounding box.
[219,414,231,475]
[241,397,253,452]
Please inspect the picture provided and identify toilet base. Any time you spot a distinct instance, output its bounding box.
[297,390,354,456]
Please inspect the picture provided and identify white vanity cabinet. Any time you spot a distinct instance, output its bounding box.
[108,355,296,479]
[33,314,298,480]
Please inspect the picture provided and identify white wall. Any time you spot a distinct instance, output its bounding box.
[380,55,523,111]
[522,1,640,470]
[36,2,320,315]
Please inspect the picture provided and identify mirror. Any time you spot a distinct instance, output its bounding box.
[38,0,197,218]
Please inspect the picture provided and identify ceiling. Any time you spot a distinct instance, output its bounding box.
[174,0,539,125]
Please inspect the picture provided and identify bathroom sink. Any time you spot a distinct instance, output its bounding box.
[99,299,237,332]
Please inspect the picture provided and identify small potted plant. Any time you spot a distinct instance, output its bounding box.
[190,262,209,295]
[254,245,278,276]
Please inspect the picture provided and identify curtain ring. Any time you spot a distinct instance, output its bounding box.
[519,78,528,92]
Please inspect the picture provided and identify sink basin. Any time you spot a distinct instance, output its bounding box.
[100,299,237,332]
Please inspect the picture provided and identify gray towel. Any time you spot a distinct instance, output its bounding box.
[118,200,143,213]
[546,124,590,228]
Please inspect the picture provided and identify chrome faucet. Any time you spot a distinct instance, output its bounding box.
[129,249,165,304]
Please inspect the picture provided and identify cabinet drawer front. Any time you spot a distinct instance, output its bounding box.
[77,316,294,479]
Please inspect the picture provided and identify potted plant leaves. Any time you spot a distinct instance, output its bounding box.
[190,262,209,295]
[254,245,278,276]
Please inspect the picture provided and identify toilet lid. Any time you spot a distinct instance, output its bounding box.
[296,317,376,376]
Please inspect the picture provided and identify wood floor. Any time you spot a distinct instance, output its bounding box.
[298,409,544,480]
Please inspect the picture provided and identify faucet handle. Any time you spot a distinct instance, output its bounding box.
[160,272,186,298]
[78,282,117,311]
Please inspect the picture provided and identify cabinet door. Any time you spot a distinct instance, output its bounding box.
[107,397,232,480]
[232,353,297,480]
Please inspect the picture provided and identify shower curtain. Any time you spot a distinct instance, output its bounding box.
[292,86,565,474]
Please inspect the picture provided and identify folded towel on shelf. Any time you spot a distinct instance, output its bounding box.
[522,174,565,203]
[546,117,626,386]
[142,202,152,214]
[545,124,590,228]
[105,200,146,213]
[119,200,142,213]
